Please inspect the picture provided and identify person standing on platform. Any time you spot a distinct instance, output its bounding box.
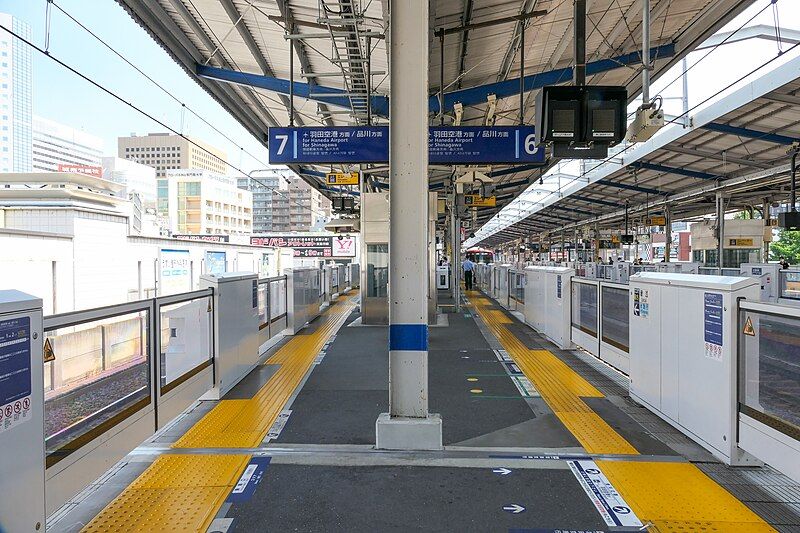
[462,257,476,290]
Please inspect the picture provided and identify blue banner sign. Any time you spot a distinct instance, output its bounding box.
[429,126,544,164]
[268,126,545,165]
[269,126,387,164]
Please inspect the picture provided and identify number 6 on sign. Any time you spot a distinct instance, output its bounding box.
[524,134,537,155]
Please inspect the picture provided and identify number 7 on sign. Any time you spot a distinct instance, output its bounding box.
[274,132,298,159]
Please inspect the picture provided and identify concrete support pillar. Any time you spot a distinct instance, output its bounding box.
[376,0,442,450]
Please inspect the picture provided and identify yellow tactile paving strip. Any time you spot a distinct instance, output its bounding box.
[470,292,775,532]
[596,461,776,532]
[174,295,356,448]
[82,295,357,532]
[81,454,251,533]
[470,294,637,455]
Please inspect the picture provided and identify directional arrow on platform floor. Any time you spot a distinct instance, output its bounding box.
[492,467,512,476]
[502,504,526,514]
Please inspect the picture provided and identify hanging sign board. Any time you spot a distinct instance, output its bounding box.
[269,126,546,165]
[464,195,496,207]
[647,216,667,226]
[728,238,754,247]
[325,172,359,185]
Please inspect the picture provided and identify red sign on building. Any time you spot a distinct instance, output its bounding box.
[57,164,103,177]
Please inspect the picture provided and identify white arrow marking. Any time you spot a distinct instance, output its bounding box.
[502,504,526,514]
[493,467,512,476]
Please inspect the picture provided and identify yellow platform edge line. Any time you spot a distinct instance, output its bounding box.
[596,460,776,532]
[84,294,358,531]
[173,294,356,449]
[468,294,639,455]
[81,454,252,533]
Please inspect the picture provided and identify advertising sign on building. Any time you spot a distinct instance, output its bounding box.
[332,236,356,257]
[159,249,191,295]
[251,235,355,258]
[174,234,230,243]
[57,164,103,177]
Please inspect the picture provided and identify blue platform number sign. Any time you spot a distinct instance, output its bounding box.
[703,292,723,361]
[0,316,32,433]
[429,126,545,164]
[268,125,546,165]
[269,126,388,164]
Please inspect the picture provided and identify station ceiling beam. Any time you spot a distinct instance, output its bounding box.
[551,204,595,217]
[596,179,662,196]
[570,194,619,207]
[275,0,333,127]
[663,145,770,169]
[217,0,303,126]
[196,44,675,118]
[629,161,720,180]
[701,122,800,145]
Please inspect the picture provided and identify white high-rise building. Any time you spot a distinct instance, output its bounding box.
[166,169,252,235]
[32,116,104,172]
[0,13,33,173]
[102,156,157,208]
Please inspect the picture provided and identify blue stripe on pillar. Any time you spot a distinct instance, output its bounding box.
[389,324,429,351]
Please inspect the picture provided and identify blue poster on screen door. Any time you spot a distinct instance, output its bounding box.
[703,292,723,361]
[0,316,32,433]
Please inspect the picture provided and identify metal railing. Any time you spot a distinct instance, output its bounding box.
[42,289,214,468]
[738,300,800,442]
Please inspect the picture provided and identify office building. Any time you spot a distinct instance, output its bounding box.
[238,171,331,233]
[118,133,227,214]
[0,12,32,172]
[32,116,103,172]
[236,168,293,233]
[286,175,331,232]
[166,169,252,235]
[102,156,157,208]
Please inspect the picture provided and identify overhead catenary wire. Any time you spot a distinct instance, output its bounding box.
[0,19,332,219]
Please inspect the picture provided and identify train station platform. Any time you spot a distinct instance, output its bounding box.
[43,287,800,533]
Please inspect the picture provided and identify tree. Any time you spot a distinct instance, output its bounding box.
[770,229,800,264]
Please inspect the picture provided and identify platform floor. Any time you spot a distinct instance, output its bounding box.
[48,290,800,532]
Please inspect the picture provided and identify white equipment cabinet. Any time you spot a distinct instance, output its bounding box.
[200,272,259,399]
[629,273,759,464]
[740,263,780,302]
[523,266,574,350]
[0,290,45,532]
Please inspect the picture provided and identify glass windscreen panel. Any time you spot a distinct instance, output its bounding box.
[511,272,525,303]
[366,244,389,298]
[739,308,800,438]
[779,271,800,300]
[159,297,212,388]
[44,311,150,463]
[601,285,629,352]
[257,282,269,327]
[571,282,598,337]
[270,278,287,317]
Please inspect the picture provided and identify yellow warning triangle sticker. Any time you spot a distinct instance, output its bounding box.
[43,338,56,363]
[743,316,756,337]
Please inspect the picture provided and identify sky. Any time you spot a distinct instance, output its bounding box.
[0,0,272,175]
